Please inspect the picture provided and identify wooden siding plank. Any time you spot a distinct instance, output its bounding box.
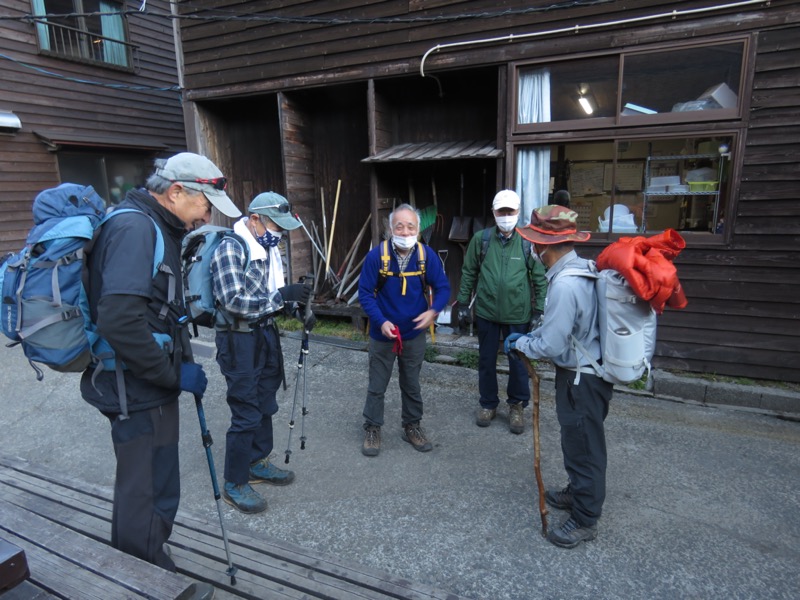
[180,1,795,97]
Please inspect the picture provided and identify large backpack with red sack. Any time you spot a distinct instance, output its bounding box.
[558,263,657,385]
[557,229,687,386]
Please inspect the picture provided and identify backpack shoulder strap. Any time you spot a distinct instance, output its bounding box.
[101,208,164,278]
[417,242,426,285]
[479,227,492,265]
[101,208,172,319]
[220,231,250,272]
[374,240,391,296]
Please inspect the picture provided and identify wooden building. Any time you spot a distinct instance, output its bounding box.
[174,0,799,385]
[0,0,186,255]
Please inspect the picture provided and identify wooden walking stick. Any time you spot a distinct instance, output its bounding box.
[516,352,548,536]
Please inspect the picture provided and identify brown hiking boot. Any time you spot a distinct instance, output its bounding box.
[402,423,432,452]
[509,403,524,434]
[476,407,497,427]
[362,425,381,456]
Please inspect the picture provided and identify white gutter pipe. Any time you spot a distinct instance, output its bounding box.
[420,0,770,77]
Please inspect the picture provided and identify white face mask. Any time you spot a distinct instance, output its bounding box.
[495,215,518,232]
[392,235,417,250]
[531,245,549,265]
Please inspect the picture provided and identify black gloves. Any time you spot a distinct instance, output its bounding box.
[529,311,544,332]
[457,304,471,325]
[292,305,317,332]
[279,283,312,305]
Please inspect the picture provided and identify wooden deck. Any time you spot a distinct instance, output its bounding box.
[0,455,464,600]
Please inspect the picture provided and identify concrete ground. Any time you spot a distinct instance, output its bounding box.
[1,330,799,600]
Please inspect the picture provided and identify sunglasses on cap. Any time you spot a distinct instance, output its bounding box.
[171,176,228,191]
[259,203,292,214]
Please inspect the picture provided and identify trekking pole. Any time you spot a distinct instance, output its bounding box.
[515,353,548,536]
[177,316,238,584]
[285,276,315,463]
[193,393,238,585]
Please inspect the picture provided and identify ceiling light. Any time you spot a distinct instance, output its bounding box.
[578,96,594,115]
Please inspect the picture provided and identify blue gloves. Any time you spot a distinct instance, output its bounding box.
[504,333,525,357]
[180,362,208,398]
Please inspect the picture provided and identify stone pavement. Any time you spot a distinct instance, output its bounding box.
[1,329,799,600]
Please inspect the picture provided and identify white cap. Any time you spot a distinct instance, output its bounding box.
[492,189,521,211]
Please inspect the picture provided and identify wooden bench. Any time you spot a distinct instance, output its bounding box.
[0,455,466,600]
[0,498,196,599]
[311,302,367,332]
[0,537,29,594]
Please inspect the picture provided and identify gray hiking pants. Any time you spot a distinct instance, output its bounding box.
[362,333,426,428]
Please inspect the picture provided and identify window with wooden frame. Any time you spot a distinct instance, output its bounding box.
[511,37,749,239]
[31,0,133,69]
[514,135,736,238]
[514,39,747,133]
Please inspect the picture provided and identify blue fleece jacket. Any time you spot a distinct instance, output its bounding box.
[358,242,450,341]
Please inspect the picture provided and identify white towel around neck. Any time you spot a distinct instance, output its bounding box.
[233,217,285,292]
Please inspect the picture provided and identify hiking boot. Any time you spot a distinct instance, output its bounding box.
[547,516,598,549]
[402,423,432,452]
[249,457,295,486]
[545,485,574,510]
[187,582,215,600]
[362,425,381,457]
[475,407,497,427]
[509,403,525,434]
[222,482,267,514]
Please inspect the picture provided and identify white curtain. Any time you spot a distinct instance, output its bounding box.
[32,0,51,51]
[516,68,551,225]
[100,1,128,67]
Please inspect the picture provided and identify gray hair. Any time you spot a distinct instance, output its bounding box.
[389,203,420,231]
[145,172,203,198]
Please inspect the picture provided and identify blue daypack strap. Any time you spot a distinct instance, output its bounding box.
[101,208,165,278]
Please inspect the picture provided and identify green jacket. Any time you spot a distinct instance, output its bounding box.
[456,227,547,324]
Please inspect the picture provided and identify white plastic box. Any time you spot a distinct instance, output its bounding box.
[698,83,738,109]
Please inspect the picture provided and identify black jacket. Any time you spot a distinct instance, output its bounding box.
[80,189,192,415]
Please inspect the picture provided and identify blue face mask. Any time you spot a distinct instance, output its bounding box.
[257,228,282,248]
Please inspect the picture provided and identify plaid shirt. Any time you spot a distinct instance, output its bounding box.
[210,237,283,320]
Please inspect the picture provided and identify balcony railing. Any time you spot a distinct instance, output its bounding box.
[32,18,138,71]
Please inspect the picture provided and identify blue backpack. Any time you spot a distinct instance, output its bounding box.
[0,183,166,384]
[182,225,249,329]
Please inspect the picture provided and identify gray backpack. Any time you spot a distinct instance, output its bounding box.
[558,261,656,385]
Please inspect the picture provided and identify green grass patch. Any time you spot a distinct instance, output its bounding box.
[275,315,367,342]
[424,346,439,363]
[455,350,480,370]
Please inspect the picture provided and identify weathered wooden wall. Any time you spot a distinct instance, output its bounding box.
[176,0,800,383]
[0,0,186,254]
[655,26,800,382]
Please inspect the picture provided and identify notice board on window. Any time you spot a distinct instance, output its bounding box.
[603,162,644,192]
[569,162,606,196]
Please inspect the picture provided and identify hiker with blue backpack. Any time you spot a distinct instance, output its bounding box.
[80,152,241,598]
[209,192,314,514]
[504,205,615,550]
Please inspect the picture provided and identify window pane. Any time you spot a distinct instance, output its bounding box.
[640,136,732,234]
[517,136,733,235]
[518,57,618,124]
[58,151,153,206]
[621,43,743,116]
[34,0,129,67]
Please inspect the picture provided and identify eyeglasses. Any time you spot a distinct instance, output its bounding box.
[172,176,228,191]
[259,203,292,214]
